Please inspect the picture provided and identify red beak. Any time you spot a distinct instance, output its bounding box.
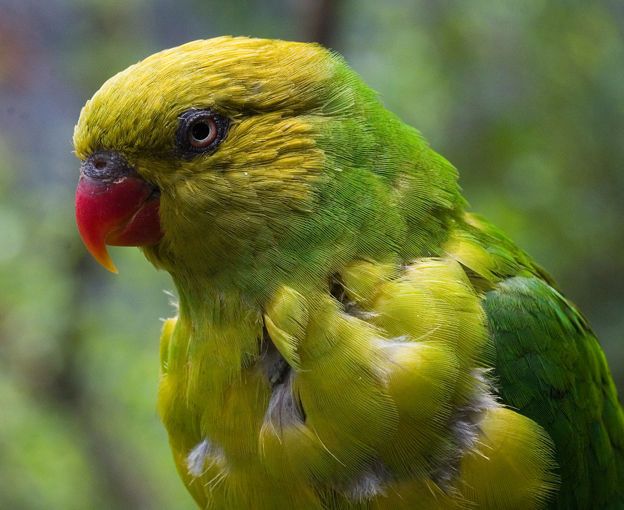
[75,152,163,273]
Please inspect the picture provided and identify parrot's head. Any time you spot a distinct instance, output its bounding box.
[74,36,460,293]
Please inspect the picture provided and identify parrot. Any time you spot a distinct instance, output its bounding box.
[73,37,624,509]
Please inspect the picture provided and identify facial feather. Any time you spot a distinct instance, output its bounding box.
[73,36,463,296]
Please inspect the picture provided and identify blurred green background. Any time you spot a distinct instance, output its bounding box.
[0,1,622,508]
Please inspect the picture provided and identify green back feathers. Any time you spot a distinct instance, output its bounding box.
[446,214,624,508]
[485,277,624,509]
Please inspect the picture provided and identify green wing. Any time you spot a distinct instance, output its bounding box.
[484,277,624,509]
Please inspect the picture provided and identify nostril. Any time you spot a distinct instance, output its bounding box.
[82,151,134,181]
[94,159,107,170]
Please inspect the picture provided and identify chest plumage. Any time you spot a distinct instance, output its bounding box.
[158,254,557,509]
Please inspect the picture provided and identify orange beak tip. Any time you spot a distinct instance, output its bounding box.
[78,233,119,273]
[99,253,119,274]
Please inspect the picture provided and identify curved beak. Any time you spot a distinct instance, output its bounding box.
[75,151,163,273]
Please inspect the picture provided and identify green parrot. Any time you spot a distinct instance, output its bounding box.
[73,37,623,509]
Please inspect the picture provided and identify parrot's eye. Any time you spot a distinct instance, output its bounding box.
[176,109,229,157]
[190,119,217,147]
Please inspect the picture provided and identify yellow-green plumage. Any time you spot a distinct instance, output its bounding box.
[73,37,623,509]
[158,260,557,509]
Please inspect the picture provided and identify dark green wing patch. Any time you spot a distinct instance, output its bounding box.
[484,277,624,509]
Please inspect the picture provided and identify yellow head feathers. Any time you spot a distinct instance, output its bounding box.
[73,37,344,161]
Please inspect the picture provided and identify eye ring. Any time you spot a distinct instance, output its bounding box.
[176,109,229,157]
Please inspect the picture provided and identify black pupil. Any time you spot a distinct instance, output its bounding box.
[191,121,212,141]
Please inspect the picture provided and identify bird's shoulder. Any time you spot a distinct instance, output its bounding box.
[445,212,624,508]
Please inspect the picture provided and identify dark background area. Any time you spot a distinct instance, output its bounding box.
[0,1,622,508]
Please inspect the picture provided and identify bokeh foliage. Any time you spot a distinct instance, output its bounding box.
[0,1,622,508]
